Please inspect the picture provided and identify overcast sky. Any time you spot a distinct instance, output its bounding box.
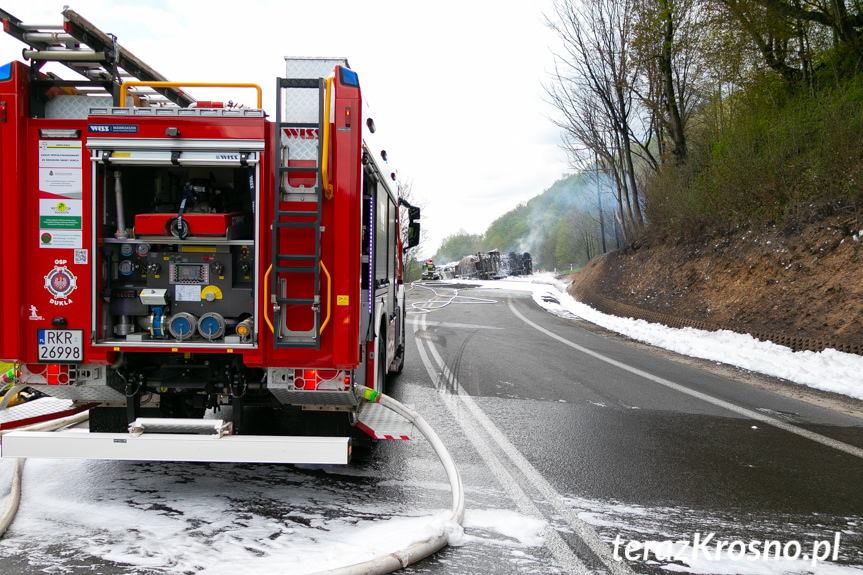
[0,0,571,257]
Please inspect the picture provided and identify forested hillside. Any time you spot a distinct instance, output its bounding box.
[434,0,863,307]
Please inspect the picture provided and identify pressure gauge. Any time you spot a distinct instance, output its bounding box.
[119,243,134,257]
[136,243,150,257]
[119,259,135,276]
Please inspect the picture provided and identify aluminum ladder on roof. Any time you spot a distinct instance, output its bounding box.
[271,76,326,349]
[0,7,193,114]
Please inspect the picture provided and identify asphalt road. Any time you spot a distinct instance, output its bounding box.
[390,282,863,574]
[0,282,861,574]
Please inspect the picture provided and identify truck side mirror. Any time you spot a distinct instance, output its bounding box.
[408,206,420,221]
[406,222,420,250]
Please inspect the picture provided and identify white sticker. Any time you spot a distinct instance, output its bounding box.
[39,168,83,199]
[38,140,82,168]
[39,229,82,249]
[175,285,202,302]
[73,249,88,264]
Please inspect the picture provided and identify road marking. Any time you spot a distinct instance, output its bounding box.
[411,319,503,330]
[508,299,863,460]
[413,325,591,574]
[414,315,635,575]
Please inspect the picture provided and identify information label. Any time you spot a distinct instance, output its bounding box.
[38,140,83,249]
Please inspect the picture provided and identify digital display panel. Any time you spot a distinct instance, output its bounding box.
[170,262,209,285]
[176,265,202,282]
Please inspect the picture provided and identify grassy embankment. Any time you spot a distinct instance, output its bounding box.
[644,74,863,240]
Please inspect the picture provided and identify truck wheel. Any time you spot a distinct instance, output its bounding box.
[391,310,405,374]
[376,326,387,395]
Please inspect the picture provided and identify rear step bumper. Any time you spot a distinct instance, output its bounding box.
[1,431,351,464]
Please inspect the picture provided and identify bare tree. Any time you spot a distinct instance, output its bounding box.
[396,178,428,282]
[632,0,708,164]
[545,0,647,241]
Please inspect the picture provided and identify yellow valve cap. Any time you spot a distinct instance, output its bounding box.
[201,286,223,301]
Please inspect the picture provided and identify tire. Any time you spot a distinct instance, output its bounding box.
[391,309,406,374]
[376,324,387,395]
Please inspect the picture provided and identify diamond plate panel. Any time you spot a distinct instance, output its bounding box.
[27,383,126,402]
[285,57,347,80]
[268,388,358,406]
[280,133,319,162]
[283,57,346,125]
[356,402,414,440]
[0,397,74,427]
[267,369,359,406]
[129,418,230,436]
[16,365,122,402]
[283,88,320,124]
[46,95,114,119]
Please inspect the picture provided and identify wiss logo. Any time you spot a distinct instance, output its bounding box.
[283,128,319,139]
[89,125,111,132]
[216,154,239,160]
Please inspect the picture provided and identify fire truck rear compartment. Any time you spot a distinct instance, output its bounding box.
[95,162,257,346]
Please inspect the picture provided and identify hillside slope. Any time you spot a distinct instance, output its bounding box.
[568,213,863,352]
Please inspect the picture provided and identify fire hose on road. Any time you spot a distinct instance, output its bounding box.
[312,386,466,575]
[0,410,91,537]
[0,383,465,575]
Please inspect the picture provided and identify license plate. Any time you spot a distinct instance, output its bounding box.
[37,329,84,363]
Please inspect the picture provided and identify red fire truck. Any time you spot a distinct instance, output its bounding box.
[0,8,421,464]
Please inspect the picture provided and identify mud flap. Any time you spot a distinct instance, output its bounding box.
[356,402,414,440]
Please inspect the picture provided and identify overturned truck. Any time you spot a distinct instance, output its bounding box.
[450,250,532,280]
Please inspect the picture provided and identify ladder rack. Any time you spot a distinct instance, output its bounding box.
[0,7,194,116]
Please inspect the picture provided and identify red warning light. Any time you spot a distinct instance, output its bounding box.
[302,369,317,390]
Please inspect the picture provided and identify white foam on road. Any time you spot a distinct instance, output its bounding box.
[444,275,863,401]
[570,496,863,575]
[0,455,550,574]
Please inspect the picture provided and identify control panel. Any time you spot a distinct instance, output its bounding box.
[101,241,255,344]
